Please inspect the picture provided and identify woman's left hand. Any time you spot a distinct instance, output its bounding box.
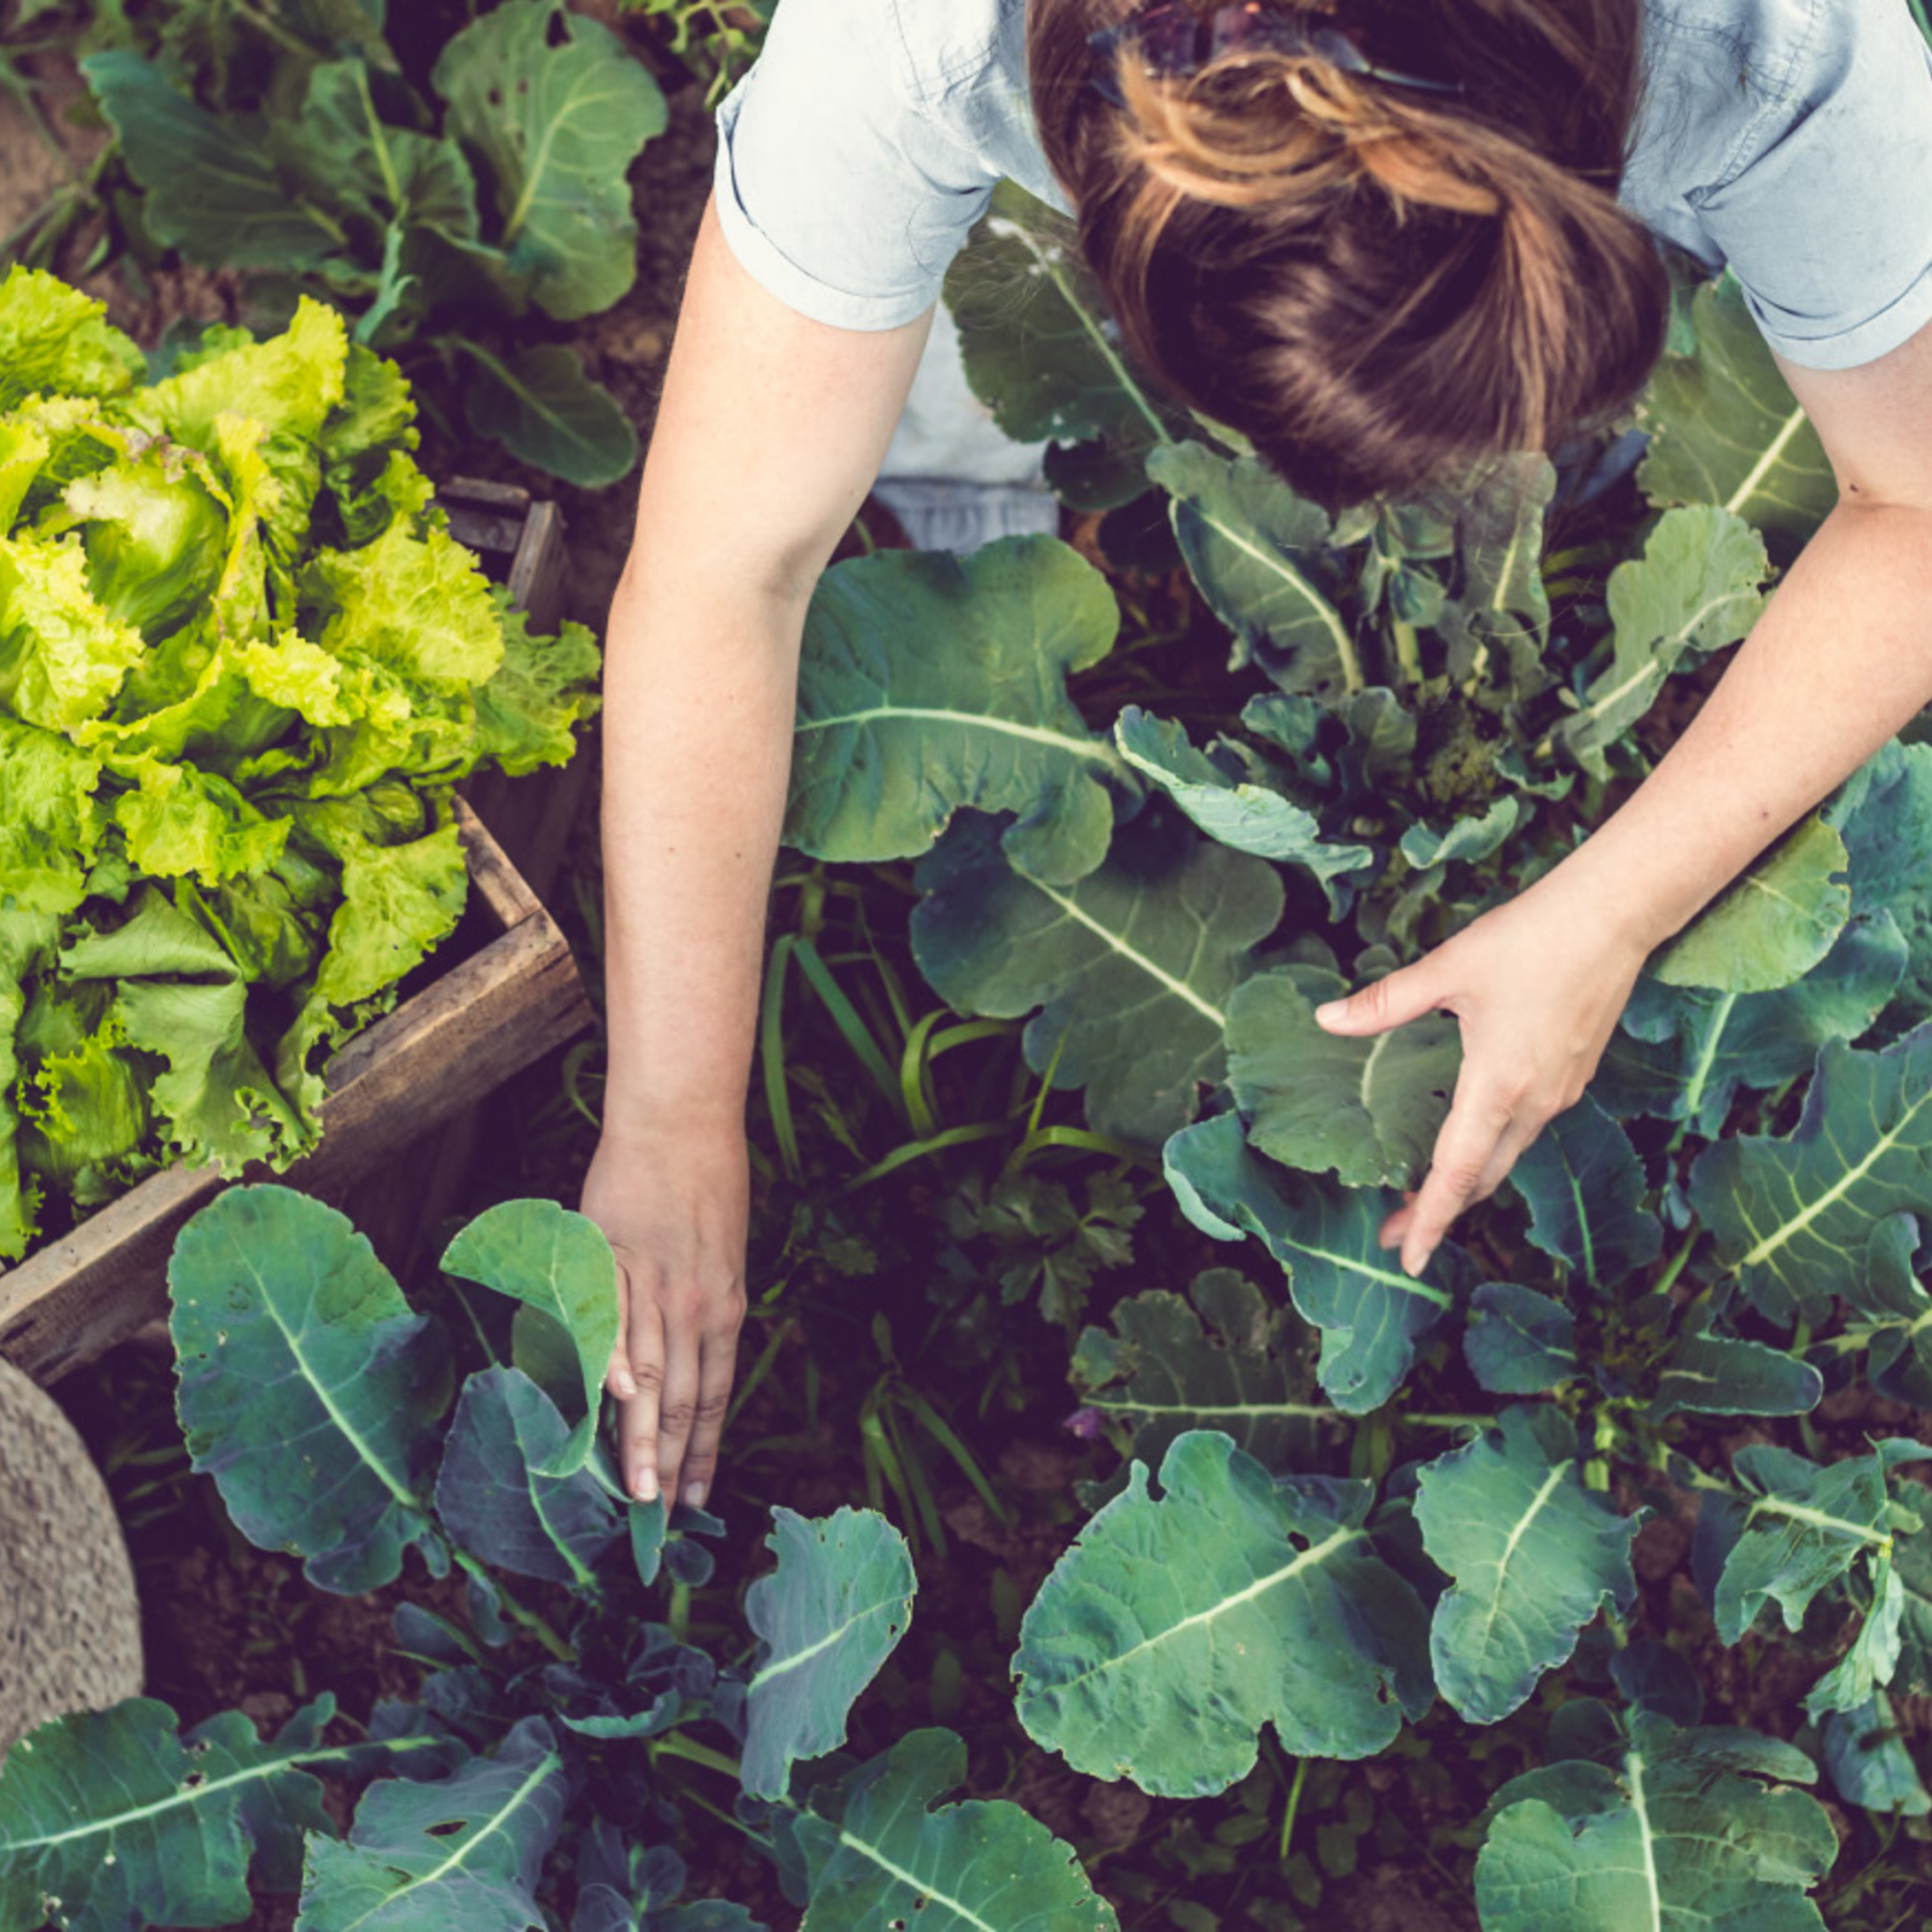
[1312,870,1656,1276]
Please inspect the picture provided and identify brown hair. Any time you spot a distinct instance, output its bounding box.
[1026,0,1671,512]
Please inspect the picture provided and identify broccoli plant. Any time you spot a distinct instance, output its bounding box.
[761,183,1932,1921]
[0,1185,1121,1930]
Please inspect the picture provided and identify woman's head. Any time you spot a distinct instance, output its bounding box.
[1027,0,1671,513]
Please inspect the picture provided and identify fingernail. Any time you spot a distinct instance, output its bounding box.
[634,1468,658,1502]
[1313,1001,1346,1024]
[685,1480,707,1510]
[1408,1248,1433,1278]
[618,1377,636,1399]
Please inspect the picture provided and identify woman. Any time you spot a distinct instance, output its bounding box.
[583,0,1932,1511]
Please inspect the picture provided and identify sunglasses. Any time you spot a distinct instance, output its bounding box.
[1087,2,1470,107]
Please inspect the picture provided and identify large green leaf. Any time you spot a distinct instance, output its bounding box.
[432,1367,626,1587]
[741,1507,916,1802]
[1823,737,1932,1037]
[1070,1269,1322,1491]
[1012,1430,1432,1795]
[1436,452,1557,697]
[1548,505,1766,778]
[794,1728,1121,1930]
[1710,1441,1917,1646]
[1476,1712,1835,1930]
[1821,1694,1931,1818]
[1462,1284,1578,1396]
[1803,1557,1905,1722]
[1650,1329,1822,1422]
[1689,1020,1932,1322]
[277,58,479,234]
[1148,442,1365,697]
[82,51,349,269]
[946,181,1179,503]
[0,1694,448,1929]
[911,815,1281,1144]
[432,1,666,320]
[1637,270,1835,555]
[461,342,639,488]
[1894,1527,1932,1698]
[1165,1112,1468,1414]
[791,539,1124,886]
[1113,706,1375,902]
[1414,1405,1640,1724]
[300,1716,568,1930]
[1651,814,1849,995]
[439,1199,621,1483]
[168,1185,451,1593]
[1227,963,1460,1190]
[1594,914,1904,1137]
[1853,1211,1932,1407]
[1507,1096,1662,1289]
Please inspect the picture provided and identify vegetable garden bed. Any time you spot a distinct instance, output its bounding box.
[0,792,594,1386]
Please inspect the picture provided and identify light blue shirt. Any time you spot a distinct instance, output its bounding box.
[713,0,1932,371]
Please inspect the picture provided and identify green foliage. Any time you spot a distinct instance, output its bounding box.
[755,200,1932,1923]
[1476,1710,1837,1928]
[0,1184,1114,1929]
[616,0,777,108]
[0,269,599,1254]
[1012,1429,1432,1796]
[71,1,662,485]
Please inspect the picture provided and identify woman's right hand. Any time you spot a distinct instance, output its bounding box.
[580,1118,750,1514]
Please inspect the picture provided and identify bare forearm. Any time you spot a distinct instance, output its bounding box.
[597,564,807,1140]
[1539,501,1932,945]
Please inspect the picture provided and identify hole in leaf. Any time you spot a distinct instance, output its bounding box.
[546,7,570,45]
[424,1820,464,1837]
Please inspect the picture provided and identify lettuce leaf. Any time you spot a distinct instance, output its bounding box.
[315,818,468,1007]
[0,529,148,733]
[473,593,602,776]
[309,517,505,688]
[109,752,292,884]
[0,266,144,411]
[0,716,106,916]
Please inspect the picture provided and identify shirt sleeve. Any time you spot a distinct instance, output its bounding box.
[1687,0,1932,370]
[711,0,1001,331]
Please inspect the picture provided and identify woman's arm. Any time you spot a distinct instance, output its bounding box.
[588,196,933,1509]
[1315,319,1932,1277]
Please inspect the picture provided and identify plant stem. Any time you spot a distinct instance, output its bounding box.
[1279,1755,1309,1863]
[1391,617,1423,685]
[1653,1227,1702,1300]
[451,1548,575,1663]
[650,1731,743,1780]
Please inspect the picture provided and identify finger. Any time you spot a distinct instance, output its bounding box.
[1400,1087,1515,1276]
[654,1305,703,1512]
[1378,1189,1419,1250]
[1314,966,1449,1038]
[622,1298,666,1503]
[1470,1113,1544,1204]
[604,1266,638,1403]
[679,1323,742,1515]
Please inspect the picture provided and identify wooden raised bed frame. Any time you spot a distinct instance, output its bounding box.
[0,482,600,1386]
